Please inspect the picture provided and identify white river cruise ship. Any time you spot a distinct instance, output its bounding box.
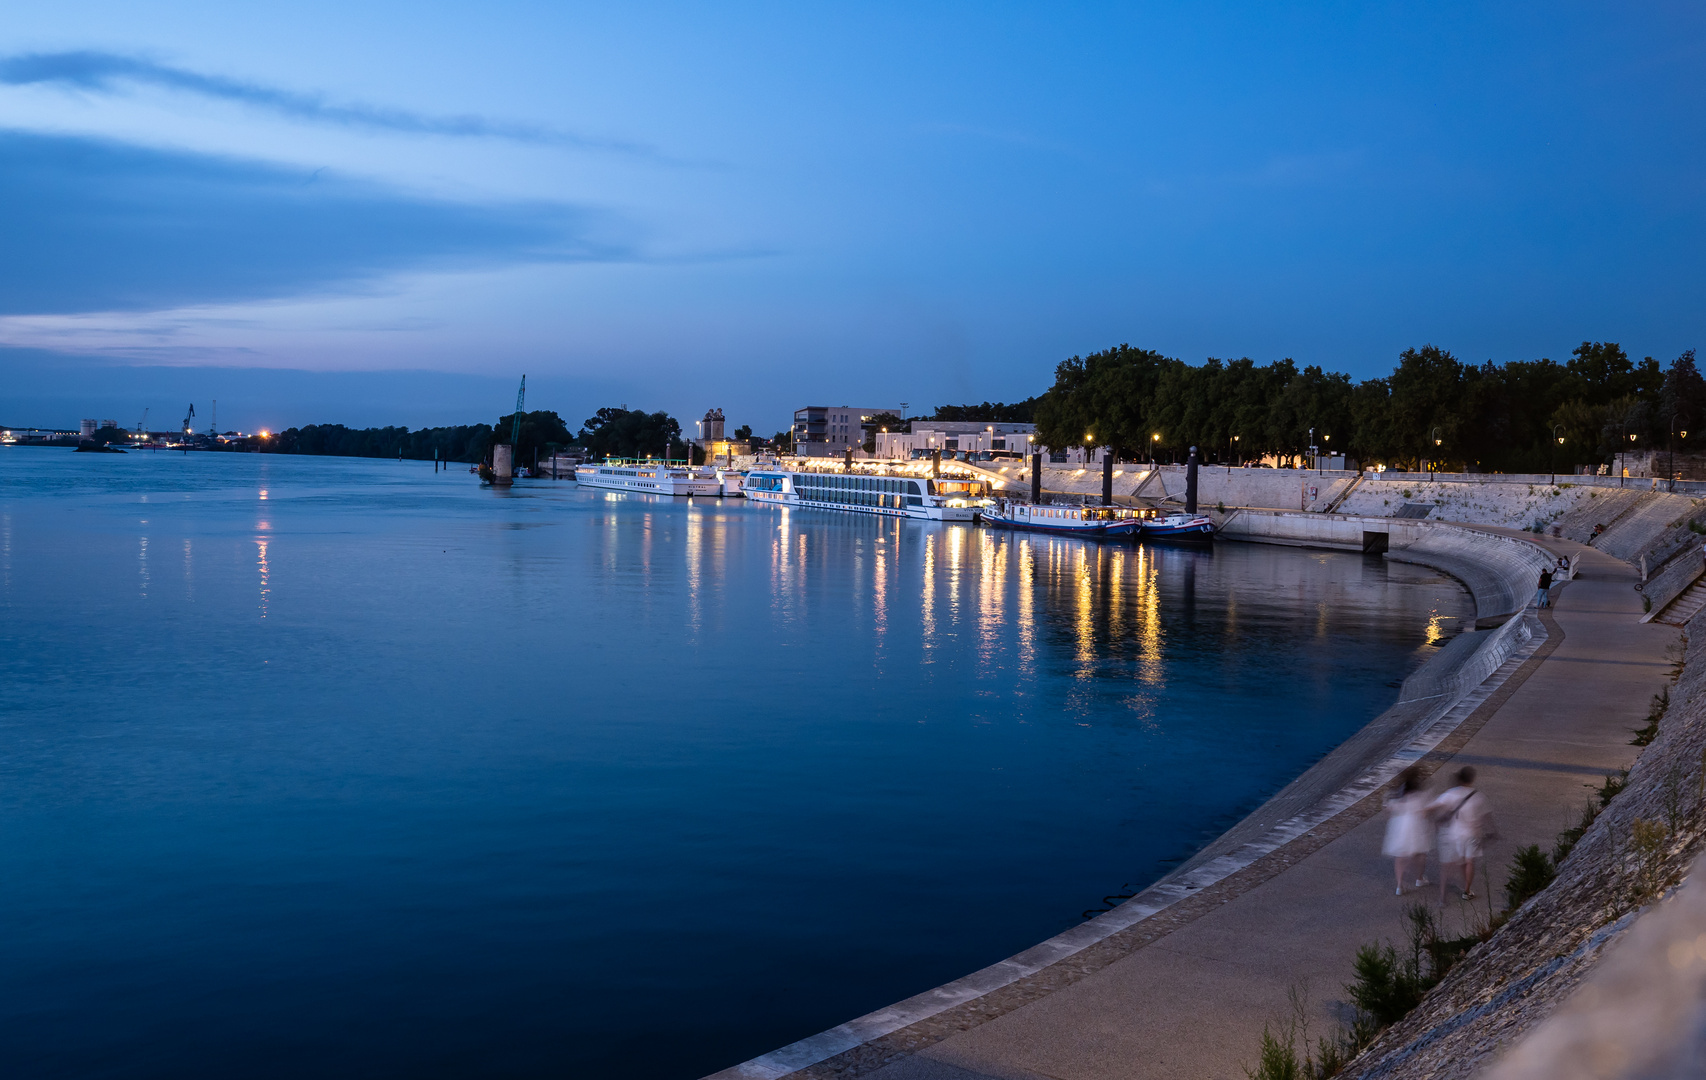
[743,466,993,521]
[575,459,723,496]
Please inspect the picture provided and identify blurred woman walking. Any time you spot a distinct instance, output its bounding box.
[1382,766,1432,895]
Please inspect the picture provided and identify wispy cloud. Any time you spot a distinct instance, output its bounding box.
[0,130,633,316]
[0,50,665,159]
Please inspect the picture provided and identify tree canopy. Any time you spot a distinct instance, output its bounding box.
[577,407,687,460]
[490,410,575,466]
[930,398,1040,423]
[1032,341,1691,471]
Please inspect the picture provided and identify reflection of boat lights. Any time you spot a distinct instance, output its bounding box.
[256,538,270,618]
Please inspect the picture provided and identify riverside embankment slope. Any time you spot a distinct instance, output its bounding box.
[708,488,1679,1080]
[839,540,1671,1080]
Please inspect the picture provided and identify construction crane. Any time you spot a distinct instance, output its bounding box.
[510,376,526,446]
[182,403,195,435]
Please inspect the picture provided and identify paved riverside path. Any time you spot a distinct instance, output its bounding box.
[854,541,1676,1080]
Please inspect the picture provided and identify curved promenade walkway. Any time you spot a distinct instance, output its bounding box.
[719,538,1678,1080]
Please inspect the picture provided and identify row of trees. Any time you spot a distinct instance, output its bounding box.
[1031,343,1705,472]
[262,407,694,464]
[266,422,495,462]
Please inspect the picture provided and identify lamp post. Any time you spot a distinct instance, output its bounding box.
[1671,413,1689,491]
[1551,424,1564,486]
[1619,417,1630,486]
[1321,433,1331,476]
[1428,427,1442,476]
[1151,432,1160,470]
[1231,434,1240,469]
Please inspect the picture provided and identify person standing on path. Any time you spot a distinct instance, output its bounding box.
[1536,567,1554,608]
[1382,766,1432,895]
[1430,766,1495,904]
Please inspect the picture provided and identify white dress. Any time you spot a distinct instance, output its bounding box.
[1382,790,1432,858]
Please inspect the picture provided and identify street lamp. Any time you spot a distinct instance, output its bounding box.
[1671,412,1690,491]
[1231,434,1240,469]
[1429,427,1442,476]
[1551,424,1564,486]
[1320,434,1331,476]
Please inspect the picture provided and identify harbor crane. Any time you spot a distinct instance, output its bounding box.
[182,403,195,435]
[135,409,148,438]
[510,375,526,446]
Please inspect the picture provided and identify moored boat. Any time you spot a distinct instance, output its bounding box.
[575,459,722,496]
[744,465,991,520]
[1138,511,1216,543]
[981,500,1142,537]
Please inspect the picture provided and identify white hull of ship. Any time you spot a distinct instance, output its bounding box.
[743,485,979,521]
[575,465,722,496]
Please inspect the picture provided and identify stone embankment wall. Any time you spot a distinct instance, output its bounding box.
[993,463,1706,588]
[990,465,1706,538]
[1342,617,1706,1079]
[1217,512,1553,626]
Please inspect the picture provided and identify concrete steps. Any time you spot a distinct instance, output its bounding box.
[1657,577,1706,626]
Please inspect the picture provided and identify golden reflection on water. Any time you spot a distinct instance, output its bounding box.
[873,531,888,653]
[921,535,936,657]
[977,530,1005,674]
[255,537,270,618]
[685,506,703,637]
[1423,608,1454,646]
[1074,545,1094,676]
[769,515,791,620]
[945,525,965,632]
[1016,536,1035,677]
[1133,545,1163,687]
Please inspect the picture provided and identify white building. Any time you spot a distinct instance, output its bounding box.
[872,421,1072,462]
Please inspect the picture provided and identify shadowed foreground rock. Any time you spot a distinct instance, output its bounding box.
[1482,849,1706,1080]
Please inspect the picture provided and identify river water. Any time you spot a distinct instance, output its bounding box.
[0,451,1471,1078]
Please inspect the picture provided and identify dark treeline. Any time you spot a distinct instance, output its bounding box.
[263,407,694,464]
[1033,342,1706,471]
[929,398,1041,423]
[267,410,576,464]
[268,423,493,461]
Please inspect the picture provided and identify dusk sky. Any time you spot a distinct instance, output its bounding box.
[3,2,1703,433]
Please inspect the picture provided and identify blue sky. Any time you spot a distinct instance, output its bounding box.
[1,2,1703,433]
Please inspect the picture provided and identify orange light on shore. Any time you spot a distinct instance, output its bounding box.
[258,430,270,438]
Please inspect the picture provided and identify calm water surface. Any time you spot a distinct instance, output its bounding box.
[0,451,1471,1078]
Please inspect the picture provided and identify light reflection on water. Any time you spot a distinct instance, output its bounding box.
[0,452,1470,1080]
